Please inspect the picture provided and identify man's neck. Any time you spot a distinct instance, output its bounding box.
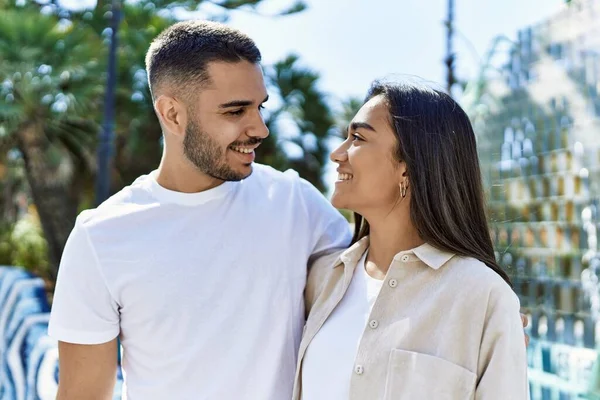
[155,152,224,194]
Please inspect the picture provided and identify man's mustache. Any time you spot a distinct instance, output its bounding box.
[230,138,263,147]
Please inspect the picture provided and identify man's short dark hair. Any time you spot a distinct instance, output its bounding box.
[145,20,262,99]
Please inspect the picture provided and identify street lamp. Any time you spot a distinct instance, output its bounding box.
[445,0,456,95]
[95,0,121,206]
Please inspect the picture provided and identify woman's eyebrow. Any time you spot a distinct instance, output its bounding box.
[350,121,376,132]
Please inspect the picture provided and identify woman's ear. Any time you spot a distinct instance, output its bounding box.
[396,160,408,180]
[397,162,410,198]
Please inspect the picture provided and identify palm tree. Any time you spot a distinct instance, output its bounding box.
[80,0,309,189]
[261,54,336,192]
[338,97,363,132]
[460,35,514,117]
[0,0,316,275]
[71,1,174,189]
[0,10,105,276]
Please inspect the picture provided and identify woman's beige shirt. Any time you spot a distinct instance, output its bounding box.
[293,237,528,400]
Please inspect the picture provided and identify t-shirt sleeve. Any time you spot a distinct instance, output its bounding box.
[48,217,120,345]
[295,176,352,264]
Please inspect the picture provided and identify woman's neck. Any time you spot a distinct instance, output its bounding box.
[364,209,424,278]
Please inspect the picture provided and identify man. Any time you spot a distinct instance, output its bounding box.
[48,20,351,400]
[49,20,530,400]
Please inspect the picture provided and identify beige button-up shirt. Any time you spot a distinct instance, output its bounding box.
[293,237,528,400]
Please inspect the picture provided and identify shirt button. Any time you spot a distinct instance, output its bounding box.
[369,320,379,329]
[354,365,364,375]
[401,255,410,262]
[388,278,398,288]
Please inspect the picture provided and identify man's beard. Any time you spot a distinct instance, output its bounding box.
[183,118,261,182]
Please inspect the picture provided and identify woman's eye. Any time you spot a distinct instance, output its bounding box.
[352,134,363,142]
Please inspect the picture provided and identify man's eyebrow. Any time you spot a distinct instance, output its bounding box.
[219,95,269,109]
[350,121,376,132]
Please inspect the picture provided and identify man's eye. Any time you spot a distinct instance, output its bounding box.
[228,109,245,116]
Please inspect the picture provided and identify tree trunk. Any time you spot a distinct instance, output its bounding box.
[16,121,80,279]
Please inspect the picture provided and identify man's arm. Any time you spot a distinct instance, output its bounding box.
[49,215,121,397]
[57,339,118,400]
[295,176,352,265]
[293,175,351,316]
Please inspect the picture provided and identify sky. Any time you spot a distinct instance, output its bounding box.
[58,0,567,101]
[214,0,567,189]
[58,0,568,191]
[219,0,567,101]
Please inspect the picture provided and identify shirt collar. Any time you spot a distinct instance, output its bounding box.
[334,237,455,270]
[334,236,370,268]
[411,243,456,270]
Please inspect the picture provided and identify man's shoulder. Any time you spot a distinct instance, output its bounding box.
[77,174,155,231]
[250,164,336,211]
[248,164,313,197]
[251,163,302,185]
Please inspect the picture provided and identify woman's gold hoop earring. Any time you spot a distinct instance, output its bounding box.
[400,181,408,198]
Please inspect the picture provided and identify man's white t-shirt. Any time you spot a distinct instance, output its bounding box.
[48,164,351,400]
[301,250,383,400]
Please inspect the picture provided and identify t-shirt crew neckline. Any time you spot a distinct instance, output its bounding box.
[147,170,236,206]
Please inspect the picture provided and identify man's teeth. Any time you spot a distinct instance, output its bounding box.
[231,147,253,154]
[338,173,353,181]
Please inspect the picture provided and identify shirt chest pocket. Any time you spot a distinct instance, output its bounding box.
[384,349,476,400]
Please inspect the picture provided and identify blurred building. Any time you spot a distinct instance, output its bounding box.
[471,0,600,398]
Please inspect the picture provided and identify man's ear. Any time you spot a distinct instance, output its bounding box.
[154,95,187,138]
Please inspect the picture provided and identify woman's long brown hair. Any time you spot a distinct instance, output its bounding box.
[352,81,511,286]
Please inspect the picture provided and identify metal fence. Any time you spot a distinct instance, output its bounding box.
[0,266,122,400]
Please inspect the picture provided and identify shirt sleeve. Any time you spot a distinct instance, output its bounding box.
[304,251,341,316]
[475,284,529,399]
[295,176,352,265]
[48,216,120,344]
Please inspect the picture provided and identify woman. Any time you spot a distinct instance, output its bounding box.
[293,81,528,399]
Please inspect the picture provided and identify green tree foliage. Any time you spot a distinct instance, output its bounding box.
[0,9,105,275]
[261,55,337,192]
[0,0,351,274]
